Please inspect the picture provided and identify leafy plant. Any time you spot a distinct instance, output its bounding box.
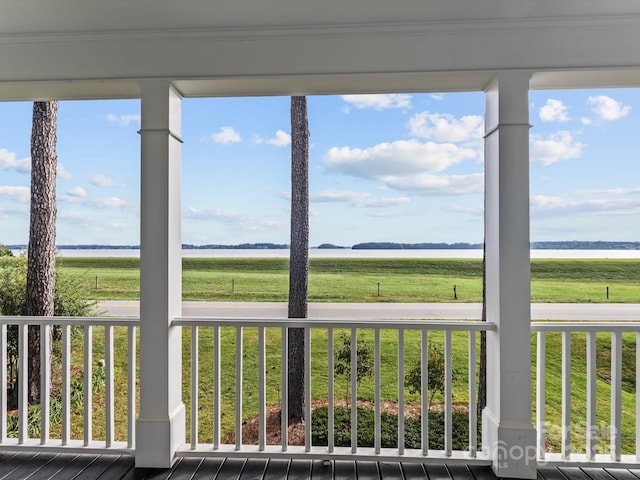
[334,332,373,400]
[6,361,106,438]
[405,343,455,410]
[0,256,97,316]
[0,255,98,404]
[0,245,13,258]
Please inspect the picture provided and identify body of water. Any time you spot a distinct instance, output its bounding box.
[14,248,640,259]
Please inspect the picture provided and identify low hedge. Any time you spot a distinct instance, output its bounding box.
[311,406,481,451]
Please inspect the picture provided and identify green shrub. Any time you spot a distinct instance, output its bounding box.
[405,343,459,410]
[0,257,27,316]
[311,405,481,451]
[0,255,98,399]
[334,333,373,399]
[0,245,13,258]
[0,255,97,317]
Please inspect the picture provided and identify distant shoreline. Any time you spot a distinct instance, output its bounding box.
[7,241,640,251]
[9,247,640,260]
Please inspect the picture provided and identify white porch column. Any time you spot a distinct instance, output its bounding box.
[135,81,185,468]
[482,71,537,479]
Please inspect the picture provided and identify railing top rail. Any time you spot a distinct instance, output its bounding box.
[0,316,140,327]
[173,316,496,331]
[532,320,640,333]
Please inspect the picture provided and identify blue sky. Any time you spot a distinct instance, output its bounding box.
[0,89,638,247]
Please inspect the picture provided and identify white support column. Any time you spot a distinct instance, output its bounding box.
[135,81,185,468]
[482,71,537,479]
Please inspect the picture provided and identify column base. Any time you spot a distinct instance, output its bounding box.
[482,408,537,479]
[135,403,186,468]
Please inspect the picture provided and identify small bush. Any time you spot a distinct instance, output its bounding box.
[405,343,459,410]
[334,333,373,400]
[0,256,98,397]
[311,405,481,451]
[0,257,27,316]
[0,256,97,316]
[0,245,13,258]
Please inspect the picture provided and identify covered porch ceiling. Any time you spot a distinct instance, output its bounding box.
[1,0,640,100]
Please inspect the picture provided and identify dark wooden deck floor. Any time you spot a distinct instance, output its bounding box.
[0,453,638,480]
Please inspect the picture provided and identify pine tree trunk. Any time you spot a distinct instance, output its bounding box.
[287,96,309,424]
[26,101,58,405]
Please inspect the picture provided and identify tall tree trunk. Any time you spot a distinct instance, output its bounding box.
[287,96,309,424]
[26,100,58,404]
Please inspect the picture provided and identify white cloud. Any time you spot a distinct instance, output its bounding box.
[106,113,141,127]
[57,211,93,225]
[430,94,445,101]
[211,126,242,144]
[539,99,570,122]
[310,189,410,208]
[57,212,131,230]
[588,95,631,121]
[91,197,127,208]
[57,163,72,180]
[91,174,115,187]
[531,194,640,217]
[67,186,87,198]
[324,139,482,196]
[253,130,291,147]
[445,204,484,215]
[341,94,412,111]
[530,131,585,166]
[0,186,30,203]
[577,187,640,196]
[183,207,247,222]
[183,206,283,230]
[581,117,592,125]
[0,204,28,220]
[408,112,483,143]
[324,139,477,180]
[266,130,291,147]
[530,195,569,210]
[59,194,127,209]
[382,173,484,196]
[0,149,30,173]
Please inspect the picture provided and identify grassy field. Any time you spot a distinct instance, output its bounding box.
[45,256,640,453]
[57,257,640,303]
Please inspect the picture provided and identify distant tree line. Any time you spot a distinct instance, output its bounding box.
[352,242,483,250]
[353,241,640,250]
[7,240,640,251]
[530,241,640,250]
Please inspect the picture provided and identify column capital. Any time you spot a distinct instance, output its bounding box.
[485,71,532,133]
[139,81,183,138]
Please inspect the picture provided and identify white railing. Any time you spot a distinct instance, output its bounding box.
[0,316,138,454]
[173,316,495,464]
[4,313,639,470]
[532,321,640,467]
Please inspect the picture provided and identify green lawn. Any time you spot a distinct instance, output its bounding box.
[57,257,640,303]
